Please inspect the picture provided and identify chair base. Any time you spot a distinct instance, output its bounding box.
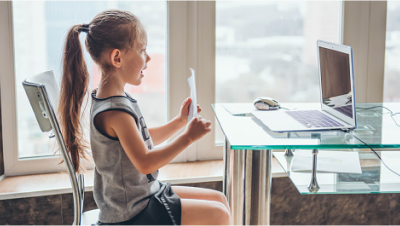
[81,209,100,226]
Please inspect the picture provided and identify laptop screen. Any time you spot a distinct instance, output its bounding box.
[319,46,353,119]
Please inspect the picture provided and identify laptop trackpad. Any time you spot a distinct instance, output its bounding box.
[252,110,305,132]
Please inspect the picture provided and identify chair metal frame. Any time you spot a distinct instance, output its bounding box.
[22,71,97,225]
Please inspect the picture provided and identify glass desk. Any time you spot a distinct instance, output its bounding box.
[213,103,400,225]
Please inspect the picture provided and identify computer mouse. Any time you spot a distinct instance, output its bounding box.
[253,97,280,110]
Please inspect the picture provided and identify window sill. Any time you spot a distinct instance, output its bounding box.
[0,158,286,200]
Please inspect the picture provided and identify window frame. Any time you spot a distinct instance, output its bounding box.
[1,1,90,176]
[0,1,388,176]
[168,1,222,162]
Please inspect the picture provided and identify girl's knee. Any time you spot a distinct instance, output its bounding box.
[213,190,229,208]
[217,191,228,204]
[210,202,231,225]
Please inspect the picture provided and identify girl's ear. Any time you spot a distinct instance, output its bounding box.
[110,49,122,68]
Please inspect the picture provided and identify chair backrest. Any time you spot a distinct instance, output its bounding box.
[23,71,85,225]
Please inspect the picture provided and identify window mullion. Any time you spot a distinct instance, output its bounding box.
[343,1,387,103]
[167,1,192,162]
[168,1,220,162]
[195,1,220,160]
[1,1,18,176]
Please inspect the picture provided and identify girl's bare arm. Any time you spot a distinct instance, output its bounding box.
[109,109,210,174]
[148,116,186,146]
[148,97,201,146]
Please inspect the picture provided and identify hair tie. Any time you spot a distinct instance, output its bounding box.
[80,24,89,33]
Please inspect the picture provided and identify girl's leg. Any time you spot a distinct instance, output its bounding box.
[180,198,230,225]
[171,186,230,211]
[171,186,233,226]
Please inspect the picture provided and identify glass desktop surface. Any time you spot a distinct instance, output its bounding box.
[213,103,400,150]
[213,102,400,194]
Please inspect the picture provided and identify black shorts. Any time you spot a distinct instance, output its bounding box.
[98,181,181,225]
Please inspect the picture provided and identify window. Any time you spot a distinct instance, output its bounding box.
[13,1,167,159]
[215,1,342,142]
[1,1,391,176]
[216,1,341,103]
[385,1,400,102]
[4,1,220,176]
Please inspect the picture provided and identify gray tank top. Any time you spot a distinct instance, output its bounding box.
[90,91,160,223]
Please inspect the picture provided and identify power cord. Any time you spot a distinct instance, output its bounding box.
[350,105,400,177]
[350,133,400,177]
[356,106,400,127]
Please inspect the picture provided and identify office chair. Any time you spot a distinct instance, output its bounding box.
[22,71,99,225]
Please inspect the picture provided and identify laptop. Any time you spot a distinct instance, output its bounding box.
[252,40,357,132]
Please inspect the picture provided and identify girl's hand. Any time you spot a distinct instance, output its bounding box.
[184,116,211,143]
[179,97,201,124]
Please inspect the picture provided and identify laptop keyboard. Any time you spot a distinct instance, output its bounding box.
[285,110,344,128]
[334,105,353,118]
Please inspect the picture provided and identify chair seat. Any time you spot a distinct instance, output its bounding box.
[81,209,100,226]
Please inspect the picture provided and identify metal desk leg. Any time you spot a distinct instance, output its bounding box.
[308,149,320,192]
[223,139,272,225]
[224,139,245,225]
[285,133,294,156]
[244,150,253,225]
[285,149,294,156]
[253,149,272,225]
[223,139,231,202]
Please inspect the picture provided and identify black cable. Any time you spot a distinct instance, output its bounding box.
[356,106,393,112]
[351,133,400,177]
[353,105,400,177]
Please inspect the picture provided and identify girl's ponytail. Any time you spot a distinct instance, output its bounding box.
[58,10,146,172]
[58,24,90,172]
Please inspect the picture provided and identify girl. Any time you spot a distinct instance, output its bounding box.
[58,9,231,225]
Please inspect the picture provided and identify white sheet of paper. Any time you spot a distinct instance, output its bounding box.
[291,150,362,174]
[187,68,197,124]
[222,103,256,115]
